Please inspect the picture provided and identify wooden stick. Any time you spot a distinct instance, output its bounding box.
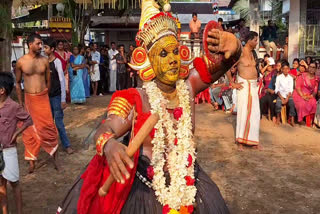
[98,113,159,197]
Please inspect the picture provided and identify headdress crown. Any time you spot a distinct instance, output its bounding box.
[136,0,178,49]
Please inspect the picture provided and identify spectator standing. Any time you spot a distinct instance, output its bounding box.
[0,72,33,214]
[69,45,86,103]
[115,45,127,90]
[218,17,225,31]
[189,12,201,54]
[261,20,278,59]
[127,44,137,88]
[275,60,296,126]
[108,42,118,92]
[55,41,70,102]
[43,39,74,154]
[239,18,249,45]
[228,31,261,149]
[83,46,92,98]
[189,12,201,38]
[98,48,109,95]
[91,43,101,96]
[293,62,319,127]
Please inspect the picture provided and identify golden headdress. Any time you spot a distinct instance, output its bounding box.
[130,0,192,81]
[135,0,178,50]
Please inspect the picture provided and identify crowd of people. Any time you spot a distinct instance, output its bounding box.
[194,19,320,129]
[1,12,320,213]
[2,34,139,213]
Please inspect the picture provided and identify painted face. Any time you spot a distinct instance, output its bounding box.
[148,35,181,85]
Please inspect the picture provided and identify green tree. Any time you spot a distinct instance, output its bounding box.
[0,0,13,72]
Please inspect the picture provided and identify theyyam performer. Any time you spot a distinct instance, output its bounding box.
[57,0,242,213]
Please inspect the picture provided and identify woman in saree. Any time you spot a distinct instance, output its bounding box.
[69,45,86,104]
[293,62,319,127]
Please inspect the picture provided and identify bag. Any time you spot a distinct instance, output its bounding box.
[0,146,5,172]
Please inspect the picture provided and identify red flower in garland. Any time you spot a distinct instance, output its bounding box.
[147,166,154,180]
[163,205,171,214]
[187,154,193,168]
[185,176,195,186]
[150,128,157,139]
[173,107,183,120]
[187,205,194,213]
[101,119,106,124]
[174,138,178,145]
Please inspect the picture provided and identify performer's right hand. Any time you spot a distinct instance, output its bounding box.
[104,139,134,184]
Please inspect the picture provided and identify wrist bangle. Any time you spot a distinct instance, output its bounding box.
[96,132,115,156]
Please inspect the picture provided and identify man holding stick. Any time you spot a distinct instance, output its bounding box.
[58,0,241,213]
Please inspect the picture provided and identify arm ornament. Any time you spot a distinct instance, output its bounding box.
[96,132,115,156]
[107,97,133,119]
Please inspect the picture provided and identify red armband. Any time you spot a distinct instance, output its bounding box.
[193,57,212,84]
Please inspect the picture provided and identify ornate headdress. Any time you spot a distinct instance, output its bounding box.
[129,0,192,81]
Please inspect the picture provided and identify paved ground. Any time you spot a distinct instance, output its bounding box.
[8,95,320,213]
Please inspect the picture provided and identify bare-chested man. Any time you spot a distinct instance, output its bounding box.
[228,31,261,150]
[15,34,59,172]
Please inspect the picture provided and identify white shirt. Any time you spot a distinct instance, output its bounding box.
[108,49,119,71]
[53,58,66,103]
[275,73,294,98]
[91,51,101,64]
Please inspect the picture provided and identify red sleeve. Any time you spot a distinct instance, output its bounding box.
[193,57,212,84]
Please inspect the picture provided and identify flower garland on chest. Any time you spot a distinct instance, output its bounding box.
[143,79,196,214]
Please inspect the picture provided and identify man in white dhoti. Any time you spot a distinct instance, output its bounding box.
[108,42,119,93]
[228,31,261,150]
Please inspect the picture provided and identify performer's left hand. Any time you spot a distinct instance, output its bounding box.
[207,29,240,60]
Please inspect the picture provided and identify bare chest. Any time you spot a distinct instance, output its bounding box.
[21,58,46,76]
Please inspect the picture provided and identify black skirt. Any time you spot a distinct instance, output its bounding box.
[59,156,229,214]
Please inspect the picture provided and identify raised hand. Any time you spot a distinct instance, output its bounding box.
[206,29,240,60]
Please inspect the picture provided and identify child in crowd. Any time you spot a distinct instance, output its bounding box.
[0,72,33,214]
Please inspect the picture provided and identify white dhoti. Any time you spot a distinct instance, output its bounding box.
[90,64,100,82]
[109,69,117,92]
[236,76,260,145]
[1,147,19,182]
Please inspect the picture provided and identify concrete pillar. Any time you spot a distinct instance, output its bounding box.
[288,0,300,65]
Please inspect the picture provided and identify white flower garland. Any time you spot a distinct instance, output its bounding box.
[143,79,197,210]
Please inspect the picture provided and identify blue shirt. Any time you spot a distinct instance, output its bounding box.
[91,51,101,64]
